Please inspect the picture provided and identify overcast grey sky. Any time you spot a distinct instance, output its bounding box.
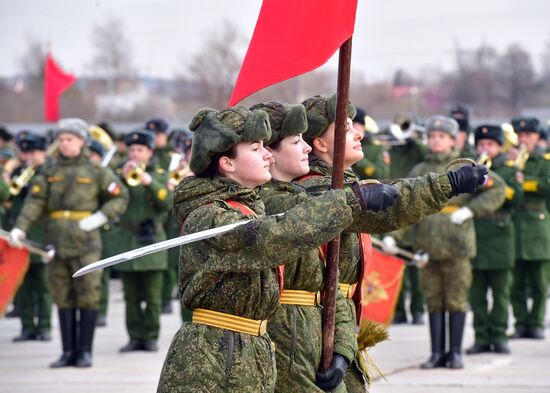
[1,0,549,81]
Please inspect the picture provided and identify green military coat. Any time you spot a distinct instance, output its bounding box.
[389,138,426,178]
[15,150,129,259]
[473,153,524,269]
[409,150,506,260]
[154,144,174,170]
[513,149,550,261]
[115,164,171,272]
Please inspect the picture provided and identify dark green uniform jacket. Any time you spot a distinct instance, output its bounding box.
[154,144,174,171]
[513,149,550,260]
[389,139,426,178]
[259,179,357,392]
[409,150,506,260]
[115,164,171,272]
[473,153,524,269]
[15,150,129,259]
[157,176,353,392]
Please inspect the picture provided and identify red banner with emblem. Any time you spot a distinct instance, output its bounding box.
[0,238,30,317]
[359,248,405,326]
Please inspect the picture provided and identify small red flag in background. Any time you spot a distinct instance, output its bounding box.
[229,0,358,106]
[44,53,76,121]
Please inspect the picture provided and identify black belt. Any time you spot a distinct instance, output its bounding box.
[517,202,547,212]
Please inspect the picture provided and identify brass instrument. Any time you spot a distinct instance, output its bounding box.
[89,125,117,167]
[514,143,529,171]
[125,163,146,187]
[9,165,36,196]
[168,166,191,188]
[476,151,492,169]
[501,123,518,153]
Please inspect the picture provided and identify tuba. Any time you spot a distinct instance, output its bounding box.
[501,123,518,153]
[89,125,117,167]
[514,144,529,171]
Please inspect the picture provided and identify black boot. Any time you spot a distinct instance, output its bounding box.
[50,309,76,368]
[448,312,466,369]
[75,309,97,368]
[421,312,447,369]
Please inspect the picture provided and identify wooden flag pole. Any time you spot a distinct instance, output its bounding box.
[320,36,353,372]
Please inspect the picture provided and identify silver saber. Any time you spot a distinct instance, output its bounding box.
[73,218,254,277]
[371,237,429,268]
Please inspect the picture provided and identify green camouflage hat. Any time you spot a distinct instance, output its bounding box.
[189,107,271,176]
[301,93,356,144]
[250,101,307,146]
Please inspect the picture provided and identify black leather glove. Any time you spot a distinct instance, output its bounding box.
[447,164,488,196]
[351,182,400,212]
[315,353,349,391]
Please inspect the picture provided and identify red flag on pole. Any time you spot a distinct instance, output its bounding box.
[229,0,358,106]
[44,53,76,121]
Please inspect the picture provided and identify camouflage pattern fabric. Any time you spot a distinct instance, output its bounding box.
[259,180,356,392]
[157,176,353,392]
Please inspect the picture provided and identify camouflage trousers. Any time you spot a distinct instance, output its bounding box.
[344,362,368,393]
[157,322,276,393]
[47,253,102,309]
[420,258,472,312]
[268,304,346,393]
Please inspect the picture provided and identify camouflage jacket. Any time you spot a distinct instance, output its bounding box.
[259,179,358,362]
[409,150,505,260]
[513,149,550,260]
[473,153,523,269]
[115,163,171,272]
[15,149,129,259]
[296,156,454,285]
[172,176,353,321]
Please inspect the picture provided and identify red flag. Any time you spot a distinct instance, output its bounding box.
[359,248,405,326]
[0,238,30,318]
[44,53,76,121]
[229,0,358,106]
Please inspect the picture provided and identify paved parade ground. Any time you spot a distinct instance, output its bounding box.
[1,279,549,393]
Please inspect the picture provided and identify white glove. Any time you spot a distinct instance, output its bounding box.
[450,207,473,225]
[78,211,108,232]
[381,236,399,255]
[9,228,27,248]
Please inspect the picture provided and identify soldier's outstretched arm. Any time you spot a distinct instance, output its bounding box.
[14,174,48,232]
[345,172,454,234]
[182,190,353,273]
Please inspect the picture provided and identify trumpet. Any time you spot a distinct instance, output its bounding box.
[9,165,36,196]
[168,166,191,188]
[125,163,146,187]
[514,144,529,171]
[476,151,492,169]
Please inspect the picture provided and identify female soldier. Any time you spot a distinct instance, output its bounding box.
[157,107,363,392]
[296,94,488,392]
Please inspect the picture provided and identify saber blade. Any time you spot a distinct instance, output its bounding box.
[73,219,252,277]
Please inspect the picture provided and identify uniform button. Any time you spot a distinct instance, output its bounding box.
[539,213,545,220]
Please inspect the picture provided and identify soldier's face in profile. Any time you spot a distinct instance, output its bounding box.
[427,131,454,154]
[315,118,364,168]
[220,140,272,188]
[58,132,86,158]
[268,134,311,181]
[476,139,501,159]
[517,131,540,153]
[128,144,154,164]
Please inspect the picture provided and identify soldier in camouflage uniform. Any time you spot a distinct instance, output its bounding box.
[252,100,389,392]
[6,132,52,341]
[466,125,524,355]
[449,104,476,159]
[297,95,488,391]
[10,118,128,368]
[157,107,357,393]
[352,107,390,181]
[509,117,550,340]
[408,116,505,370]
[145,117,178,315]
[116,130,171,352]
